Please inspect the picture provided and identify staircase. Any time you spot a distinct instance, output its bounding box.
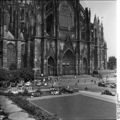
[34,74,97,84]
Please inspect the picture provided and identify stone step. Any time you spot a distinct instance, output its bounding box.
[35,75,95,82]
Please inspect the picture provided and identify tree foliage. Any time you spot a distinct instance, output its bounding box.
[0,68,34,83]
[19,68,34,82]
[0,68,11,81]
[107,56,116,70]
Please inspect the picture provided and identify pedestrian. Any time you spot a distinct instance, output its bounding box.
[94,80,96,84]
[75,82,78,87]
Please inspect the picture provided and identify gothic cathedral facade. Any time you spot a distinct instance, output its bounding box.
[0,0,107,78]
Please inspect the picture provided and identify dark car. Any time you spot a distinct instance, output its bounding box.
[59,87,74,94]
[31,92,41,97]
[98,82,106,87]
[101,90,115,96]
[110,83,116,88]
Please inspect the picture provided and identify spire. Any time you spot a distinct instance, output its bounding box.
[89,8,91,21]
[89,8,91,16]
[94,14,96,22]
[101,22,103,28]
[97,17,100,24]
[85,7,88,14]
[101,21,104,36]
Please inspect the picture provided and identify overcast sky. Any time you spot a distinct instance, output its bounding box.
[80,0,117,59]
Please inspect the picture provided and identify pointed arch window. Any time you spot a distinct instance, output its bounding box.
[46,14,54,35]
[59,2,74,29]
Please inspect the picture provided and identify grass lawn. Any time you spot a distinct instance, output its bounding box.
[31,93,116,120]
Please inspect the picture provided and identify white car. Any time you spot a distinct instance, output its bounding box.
[11,90,19,94]
[36,82,42,86]
[51,90,59,95]
[25,81,32,86]
[0,115,6,120]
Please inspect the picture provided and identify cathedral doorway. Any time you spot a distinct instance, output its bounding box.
[62,50,75,75]
[48,57,55,76]
[83,57,87,74]
[7,43,16,70]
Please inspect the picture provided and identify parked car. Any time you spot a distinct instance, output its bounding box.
[25,81,32,86]
[17,87,24,93]
[98,82,106,87]
[36,82,42,86]
[59,87,74,94]
[51,90,59,95]
[50,87,59,95]
[8,87,19,94]
[31,92,41,97]
[110,83,116,88]
[101,90,115,96]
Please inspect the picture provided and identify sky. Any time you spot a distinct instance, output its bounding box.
[80,0,117,59]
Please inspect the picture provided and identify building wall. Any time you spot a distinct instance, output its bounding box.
[0,0,107,77]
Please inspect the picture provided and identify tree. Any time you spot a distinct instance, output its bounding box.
[0,68,10,81]
[9,68,34,83]
[107,56,116,70]
[19,68,34,82]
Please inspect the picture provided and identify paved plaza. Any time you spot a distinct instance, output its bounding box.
[0,73,117,120]
[31,91,116,120]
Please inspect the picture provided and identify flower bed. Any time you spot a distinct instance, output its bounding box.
[9,96,58,120]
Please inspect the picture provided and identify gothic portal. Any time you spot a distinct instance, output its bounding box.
[62,50,75,75]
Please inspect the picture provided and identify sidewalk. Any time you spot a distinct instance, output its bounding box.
[0,95,35,120]
[29,90,117,104]
[79,91,117,104]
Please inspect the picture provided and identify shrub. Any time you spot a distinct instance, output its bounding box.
[9,70,20,83]
[0,68,10,81]
[19,68,34,82]
[8,68,34,83]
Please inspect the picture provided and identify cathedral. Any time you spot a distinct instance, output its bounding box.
[0,0,107,78]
